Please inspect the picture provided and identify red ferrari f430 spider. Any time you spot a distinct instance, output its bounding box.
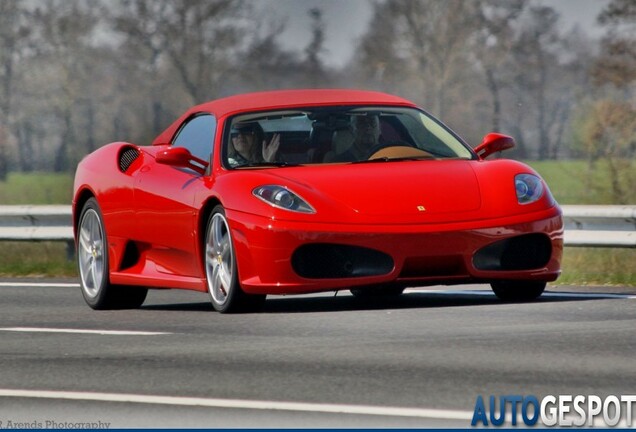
[73,89,563,312]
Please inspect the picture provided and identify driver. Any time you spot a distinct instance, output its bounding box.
[324,115,380,162]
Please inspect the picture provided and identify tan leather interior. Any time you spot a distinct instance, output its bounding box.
[368,146,433,160]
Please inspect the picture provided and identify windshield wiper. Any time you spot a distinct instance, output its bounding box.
[352,156,435,164]
[234,161,299,168]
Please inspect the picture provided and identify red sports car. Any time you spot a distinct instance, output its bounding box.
[73,89,563,312]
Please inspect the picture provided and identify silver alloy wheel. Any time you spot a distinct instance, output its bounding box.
[205,212,235,306]
[78,208,105,299]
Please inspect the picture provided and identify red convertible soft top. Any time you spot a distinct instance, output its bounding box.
[153,89,416,146]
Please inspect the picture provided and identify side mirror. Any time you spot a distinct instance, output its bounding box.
[474,133,515,159]
[156,147,208,175]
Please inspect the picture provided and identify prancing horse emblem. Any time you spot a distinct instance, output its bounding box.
[417,206,426,212]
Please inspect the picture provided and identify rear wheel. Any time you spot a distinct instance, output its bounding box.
[490,280,546,302]
[205,206,265,313]
[77,198,147,309]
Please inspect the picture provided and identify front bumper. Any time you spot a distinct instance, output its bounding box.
[227,206,563,295]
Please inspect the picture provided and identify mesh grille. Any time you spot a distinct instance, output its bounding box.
[119,147,140,172]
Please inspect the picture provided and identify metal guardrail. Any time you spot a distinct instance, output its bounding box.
[0,205,72,239]
[561,205,636,248]
[0,205,634,253]
[0,205,74,259]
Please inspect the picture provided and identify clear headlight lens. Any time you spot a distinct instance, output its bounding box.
[515,174,544,204]
[253,185,315,213]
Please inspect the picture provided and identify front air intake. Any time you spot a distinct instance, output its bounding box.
[292,244,394,279]
[473,233,552,271]
[119,147,140,172]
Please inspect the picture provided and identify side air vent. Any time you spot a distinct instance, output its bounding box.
[119,147,140,172]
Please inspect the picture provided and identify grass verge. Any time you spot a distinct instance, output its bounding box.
[0,172,74,204]
[0,242,77,277]
[528,159,636,204]
[0,242,633,287]
[559,247,636,286]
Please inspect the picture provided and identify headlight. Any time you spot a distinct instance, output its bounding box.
[253,185,315,213]
[515,174,544,205]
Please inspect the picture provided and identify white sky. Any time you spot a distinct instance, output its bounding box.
[258,0,609,67]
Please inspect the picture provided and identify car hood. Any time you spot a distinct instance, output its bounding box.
[261,160,483,224]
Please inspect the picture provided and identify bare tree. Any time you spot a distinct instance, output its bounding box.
[0,0,615,176]
[592,0,636,89]
[302,8,327,87]
[569,0,636,203]
[388,1,481,119]
[472,0,526,132]
[350,0,407,92]
[509,5,570,160]
[578,100,636,203]
[30,0,102,172]
[351,0,486,143]
[0,2,31,179]
[238,24,303,91]
[112,0,174,133]
[115,0,246,104]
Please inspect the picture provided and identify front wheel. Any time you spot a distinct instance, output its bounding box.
[77,198,147,309]
[204,206,265,313]
[490,280,546,302]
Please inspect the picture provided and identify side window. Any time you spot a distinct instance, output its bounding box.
[172,114,216,162]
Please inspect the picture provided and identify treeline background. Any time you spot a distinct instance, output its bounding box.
[0,0,634,200]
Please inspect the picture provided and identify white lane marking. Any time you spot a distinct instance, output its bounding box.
[406,288,636,300]
[0,389,473,421]
[544,291,636,299]
[0,327,170,336]
[1,282,634,300]
[407,289,496,296]
[0,282,79,288]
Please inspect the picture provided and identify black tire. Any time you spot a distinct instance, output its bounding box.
[77,198,147,310]
[490,280,546,302]
[204,206,266,313]
[350,285,405,298]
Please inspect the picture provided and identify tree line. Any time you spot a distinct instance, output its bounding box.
[0,0,633,185]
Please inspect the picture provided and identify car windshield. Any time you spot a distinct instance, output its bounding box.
[224,106,474,168]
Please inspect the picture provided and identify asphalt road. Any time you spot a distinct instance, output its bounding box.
[0,279,634,428]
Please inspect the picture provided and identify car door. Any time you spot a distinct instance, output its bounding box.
[133,114,216,277]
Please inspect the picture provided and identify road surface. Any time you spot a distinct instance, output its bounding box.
[0,279,634,427]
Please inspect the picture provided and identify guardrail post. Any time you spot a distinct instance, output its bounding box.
[66,240,76,262]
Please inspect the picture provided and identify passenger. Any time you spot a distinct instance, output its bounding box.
[228,122,280,166]
[323,115,381,162]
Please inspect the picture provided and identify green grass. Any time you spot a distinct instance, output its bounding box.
[0,172,73,204]
[0,166,633,285]
[559,248,636,286]
[0,242,77,277]
[527,159,636,204]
